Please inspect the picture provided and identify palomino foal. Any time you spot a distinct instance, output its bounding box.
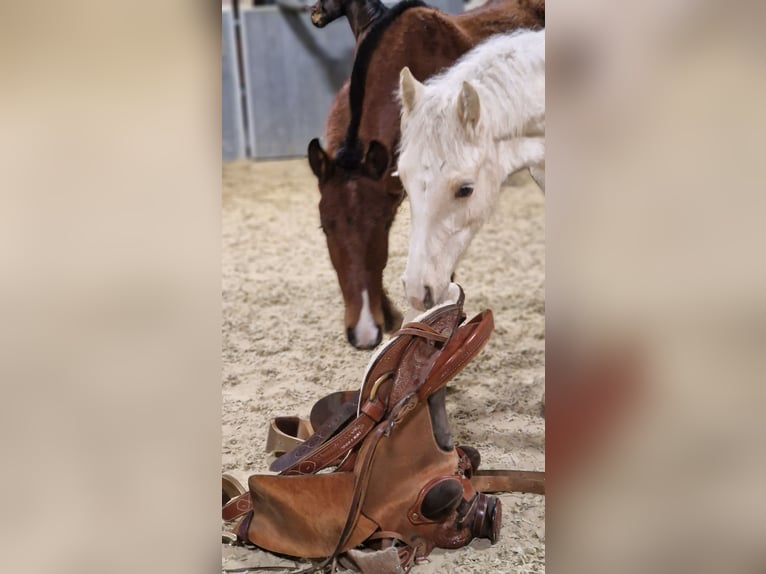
[398,29,545,311]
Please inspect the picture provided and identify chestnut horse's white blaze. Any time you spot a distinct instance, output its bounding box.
[354,289,380,349]
[397,30,545,310]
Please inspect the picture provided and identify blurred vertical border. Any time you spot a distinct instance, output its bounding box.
[0,2,222,573]
[547,0,766,573]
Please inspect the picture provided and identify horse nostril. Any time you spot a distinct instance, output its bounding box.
[423,286,434,310]
[346,327,357,347]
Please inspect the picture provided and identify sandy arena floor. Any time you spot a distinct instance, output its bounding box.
[222,158,545,573]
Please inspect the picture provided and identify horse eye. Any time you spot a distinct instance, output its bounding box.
[455,184,474,198]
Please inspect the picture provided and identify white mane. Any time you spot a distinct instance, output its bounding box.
[399,30,545,173]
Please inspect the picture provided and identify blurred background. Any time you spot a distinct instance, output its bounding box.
[547,1,766,573]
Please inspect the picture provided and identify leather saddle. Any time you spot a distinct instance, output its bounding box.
[222,286,544,573]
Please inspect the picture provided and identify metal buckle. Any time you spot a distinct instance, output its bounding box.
[369,371,394,402]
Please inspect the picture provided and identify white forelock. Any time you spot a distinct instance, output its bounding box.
[398,29,545,170]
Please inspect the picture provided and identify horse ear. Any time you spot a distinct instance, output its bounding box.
[399,67,423,116]
[363,140,389,180]
[307,138,333,184]
[456,81,481,129]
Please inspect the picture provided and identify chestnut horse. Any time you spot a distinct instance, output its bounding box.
[308,0,545,349]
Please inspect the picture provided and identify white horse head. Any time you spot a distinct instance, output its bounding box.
[397,30,545,310]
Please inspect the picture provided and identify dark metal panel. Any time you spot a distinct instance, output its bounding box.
[241,9,354,159]
[433,0,464,15]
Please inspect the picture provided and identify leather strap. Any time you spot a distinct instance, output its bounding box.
[278,410,381,476]
[419,309,494,400]
[269,398,359,473]
[222,491,252,522]
[292,393,419,574]
[471,469,545,495]
[395,322,449,344]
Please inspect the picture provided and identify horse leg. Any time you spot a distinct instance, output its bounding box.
[381,289,403,332]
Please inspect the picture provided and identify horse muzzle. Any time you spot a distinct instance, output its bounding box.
[404,284,432,312]
[405,281,461,314]
[346,324,382,349]
[310,7,328,27]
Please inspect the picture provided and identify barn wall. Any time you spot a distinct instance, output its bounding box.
[223,0,464,161]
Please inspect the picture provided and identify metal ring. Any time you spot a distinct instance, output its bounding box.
[369,371,394,402]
